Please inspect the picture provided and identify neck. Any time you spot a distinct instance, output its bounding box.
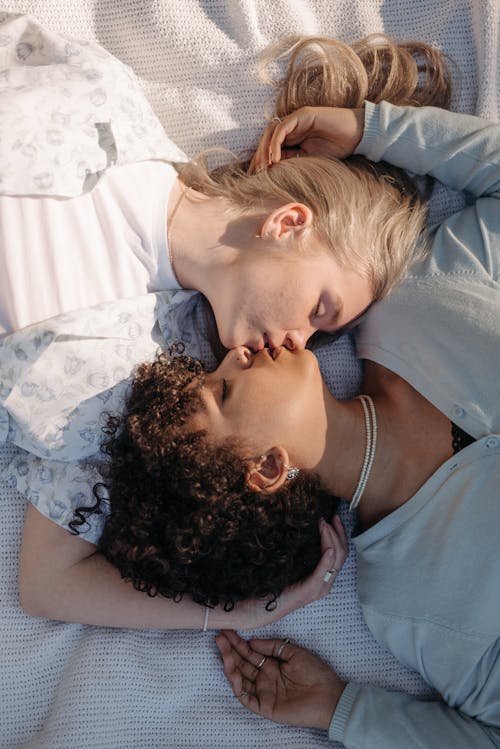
[318,362,454,527]
[166,178,258,295]
[316,392,389,506]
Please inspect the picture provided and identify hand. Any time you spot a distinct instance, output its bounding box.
[217,515,348,631]
[216,630,346,730]
[249,106,365,172]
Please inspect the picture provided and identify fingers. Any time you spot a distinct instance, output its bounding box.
[321,514,349,559]
[334,513,349,550]
[266,114,301,166]
[249,636,294,662]
[216,630,267,681]
[271,517,348,618]
[249,124,275,173]
[216,631,294,679]
[216,631,286,714]
[249,111,307,172]
[217,629,275,664]
[318,515,348,585]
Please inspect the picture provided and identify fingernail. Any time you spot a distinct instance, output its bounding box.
[326,547,335,561]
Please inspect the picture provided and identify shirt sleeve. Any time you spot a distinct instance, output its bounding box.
[0,13,186,198]
[2,452,109,544]
[355,101,500,280]
[329,682,500,749]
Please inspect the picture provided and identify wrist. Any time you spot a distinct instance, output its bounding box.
[208,598,276,631]
[318,680,347,731]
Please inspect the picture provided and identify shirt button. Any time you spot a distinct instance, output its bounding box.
[485,437,498,449]
[452,405,465,419]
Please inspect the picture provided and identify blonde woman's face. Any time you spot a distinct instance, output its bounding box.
[210,247,372,351]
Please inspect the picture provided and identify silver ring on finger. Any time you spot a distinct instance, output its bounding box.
[256,656,267,670]
[276,638,290,659]
[272,116,282,123]
[323,567,340,583]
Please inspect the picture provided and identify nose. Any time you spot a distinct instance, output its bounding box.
[231,345,253,367]
[276,330,308,351]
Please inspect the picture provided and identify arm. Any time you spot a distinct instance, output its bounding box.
[253,102,500,199]
[217,632,500,749]
[330,682,500,749]
[357,101,500,280]
[253,103,500,279]
[357,101,500,199]
[18,504,347,630]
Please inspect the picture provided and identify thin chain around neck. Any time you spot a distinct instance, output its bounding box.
[166,181,188,286]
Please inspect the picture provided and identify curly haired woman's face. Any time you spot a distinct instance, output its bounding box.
[192,346,330,466]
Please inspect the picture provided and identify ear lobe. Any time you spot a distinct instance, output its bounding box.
[260,203,313,241]
[246,446,290,494]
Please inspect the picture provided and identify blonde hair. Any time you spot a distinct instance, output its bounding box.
[183,34,452,300]
[261,33,451,114]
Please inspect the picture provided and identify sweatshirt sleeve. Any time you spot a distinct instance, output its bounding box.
[329,682,500,749]
[355,101,500,280]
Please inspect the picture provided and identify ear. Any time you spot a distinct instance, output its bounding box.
[259,203,313,241]
[246,446,291,494]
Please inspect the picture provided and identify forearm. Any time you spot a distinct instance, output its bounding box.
[20,504,345,631]
[330,683,500,749]
[357,101,500,198]
[21,549,208,629]
[19,505,248,630]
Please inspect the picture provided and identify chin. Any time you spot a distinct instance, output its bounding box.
[302,348,321,367]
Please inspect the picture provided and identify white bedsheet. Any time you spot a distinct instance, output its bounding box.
[0,1,499,747]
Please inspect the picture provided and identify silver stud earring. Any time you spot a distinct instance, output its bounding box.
[285,465,300,481]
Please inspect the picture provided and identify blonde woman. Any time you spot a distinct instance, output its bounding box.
[1,14,448,352]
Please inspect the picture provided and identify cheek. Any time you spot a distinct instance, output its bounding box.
[212,296,249,347]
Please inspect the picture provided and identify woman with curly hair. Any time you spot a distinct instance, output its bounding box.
[94,352,340,610]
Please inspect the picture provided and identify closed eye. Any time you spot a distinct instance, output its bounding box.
[313,298,339,330]
[221,378,229,403]
[314,300,326,318]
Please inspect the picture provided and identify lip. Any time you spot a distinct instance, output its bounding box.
[264,332,282,350]
[257,346,284,363]
[248,337,266,352]
[270,346,284,361]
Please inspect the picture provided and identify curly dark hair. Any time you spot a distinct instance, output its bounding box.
[73,350,338,609]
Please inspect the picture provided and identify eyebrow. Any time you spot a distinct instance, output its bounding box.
[198,381,223,415]
[197,386,209,413]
